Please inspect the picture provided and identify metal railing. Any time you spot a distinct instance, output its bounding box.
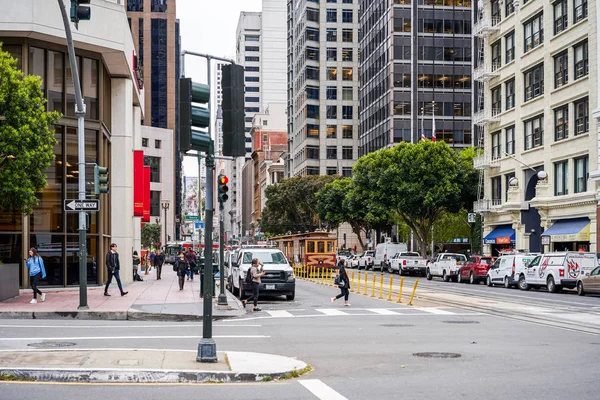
[473,198,502,213]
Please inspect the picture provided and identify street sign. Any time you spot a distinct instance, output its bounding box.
[185,215,200,221]
[64,199,99,212]
[467,213,477,223]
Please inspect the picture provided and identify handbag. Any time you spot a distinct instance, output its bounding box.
[334,274,345,287]
[173,264,177,272]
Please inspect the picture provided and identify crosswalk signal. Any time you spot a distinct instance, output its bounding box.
[217,174,229,203]
[94,164,109,195]
[70,0,91,27]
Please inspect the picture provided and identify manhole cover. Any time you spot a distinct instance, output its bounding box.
[442,320,480,324]
[413,352,461,359]
[27,341,76,348]
[381,324,414,327]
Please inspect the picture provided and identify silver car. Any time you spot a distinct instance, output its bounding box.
[576,266,600,296]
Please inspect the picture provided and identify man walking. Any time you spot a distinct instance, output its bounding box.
[105,243,128,297]
[185,247,197,281]
[154,249,165,280]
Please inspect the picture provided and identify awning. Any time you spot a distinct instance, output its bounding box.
[483,225,515,245]
[541,217,590,242]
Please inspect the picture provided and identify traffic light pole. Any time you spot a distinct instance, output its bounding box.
[58,0,88,310]
[218,202,227,305]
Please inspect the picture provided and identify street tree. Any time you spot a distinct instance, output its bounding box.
[0,44,61,216]
[141,224,161,249]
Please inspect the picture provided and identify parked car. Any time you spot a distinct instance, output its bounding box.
[388,252,427,276]
[576,265,600,296]
[373,242,407,271]
[518,252,597,293]
[426,253,467,282]
[458,255,493,284]
[349,255,360,268]
[336,250,352,265]
[358,250,375,270]
[486,253,539,288]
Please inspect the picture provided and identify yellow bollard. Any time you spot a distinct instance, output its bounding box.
[387,275,393,301]
[363,272,369,295]
[357,272,361,294]
[397,277,404,303]
[371,273,376,297]
[319,267,323,284]
[351,271,355,292]
[408,279,419,306]
[379,274,384,299]
[329,269,333,286]
[322,268,325,285]
[310,265,314,281]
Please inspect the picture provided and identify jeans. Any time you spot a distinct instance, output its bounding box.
[30,272,43,299]
[105,269,124,294]
[156,264,163,279]
[335,287,349,301]
[178,275,185,290]
[251,282,260,307]
[186,267,194,280]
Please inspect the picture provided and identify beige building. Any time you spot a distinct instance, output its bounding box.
[474,0,598,254]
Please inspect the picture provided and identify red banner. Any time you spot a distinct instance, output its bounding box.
[142,166,150,223]
[133,150,144,217]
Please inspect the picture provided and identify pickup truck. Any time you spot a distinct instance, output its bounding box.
[358,250,375,270]
[388,252,427,276]
[426,253,467,282]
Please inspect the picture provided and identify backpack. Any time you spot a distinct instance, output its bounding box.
[245,266,255,284]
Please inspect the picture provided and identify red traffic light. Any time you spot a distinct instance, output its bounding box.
[219,175,229,185]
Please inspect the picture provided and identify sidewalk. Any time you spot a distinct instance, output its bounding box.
[0,268,246,321]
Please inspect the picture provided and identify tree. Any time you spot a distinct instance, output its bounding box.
[0,44,61,216]
[141,224,161,249]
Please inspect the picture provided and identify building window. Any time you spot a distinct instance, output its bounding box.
[306,28,319,41]
[342,167,352,177]
[142,138,148,147]
[505,79,515,110]
[554,51,568,88]
[491,131,501,160]
[342,106,353,119]
[342,87,353,100]
[554,105,569,141]
[342,48,353,61]
[245,107,260,113]
[524,13,543,52]
[505,172,515,200]
[574,156,588,193]
[342,146,353,160]
[307,124,319,137]
[245,76,260,83]
[307,7,319,22]
[326,105,337,119]
[151,18,168,128]
[327,125,337,138]
[524,63,544,102]
[524,114,543,150]
[342,9,353,23]
[150,191,161,216]
[326,146,337,159]
[155,140,161,149]
[307,86,319,100]
[491,40,501,69]
[491,85,501,113]
[306,145,320,160]
[505,0,515,16]
[326,167,338,175]
[245,35,260,41]
[554,161,568,196]
[306,167,320,175]
[151,0,167,12]
[574,97,589,135]
[245,56,259,62]
[307,46,320,61]
[127,0,143,12]
[326,28,337,42]
[326,48,337,61]
[342,29,353,42]
[505,31,515,63]
[326,9,337,22]
[491,177,502,203]
[574,40,588,79]
[245,97,259,102]
[342,68,353,81]
[145,156,161,183]
[306,66,319,80]
[246,86,259,92]
[574,0,588,23]
[245,46,259,52]
[325,86,336,100]
[138,18,144,66]
[307,105,319,119]
[342,125,353,139]
[327,67,337,80]
[554,0,568,34]
[505,125,515,155]
[245,66,259,72]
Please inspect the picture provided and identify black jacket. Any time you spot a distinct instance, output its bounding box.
[155,253,165,267]
[106,251,120,272]
[175,259,188,276]
[338,265,350,289]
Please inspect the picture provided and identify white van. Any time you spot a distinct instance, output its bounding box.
[373,242,407,271]
[518,252,598,293]
[486,253,539,288]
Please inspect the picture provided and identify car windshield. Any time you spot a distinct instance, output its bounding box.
[403,252,420,257]
[479,258,492,264]
[242,251,287,264]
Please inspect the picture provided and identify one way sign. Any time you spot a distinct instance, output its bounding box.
[64,199,100,212]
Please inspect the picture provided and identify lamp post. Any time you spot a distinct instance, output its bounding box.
[161,200,170,249]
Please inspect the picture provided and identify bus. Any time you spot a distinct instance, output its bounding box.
[270,232,337,268]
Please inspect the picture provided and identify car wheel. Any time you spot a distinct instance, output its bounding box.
[426,269,433,280]
[442,270,450,282]
[387,264,394,274]
[577,281,585,296]
[518,275,529,291]
[238,279,245,300]
[469,272,475,284]
[503,277,510,289]
[486,275,492,287]
[457,272,463,284]
[286,292,295,301]
[547,276,558,293]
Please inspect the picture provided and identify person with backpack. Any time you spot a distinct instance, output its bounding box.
[243,258,265,312]
[175,252,189,290]
[331,259,350,306]
[185,247,197,281]
[26,247,47,304]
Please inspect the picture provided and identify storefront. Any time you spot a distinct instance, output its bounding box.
[483,225,515,256]
[541,217,590,252]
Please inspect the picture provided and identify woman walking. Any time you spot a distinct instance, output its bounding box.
[26,248,46,304]
[175,252,189,290]
[331,259,350,306]
[243,258,265,312]
[132,251,142,281]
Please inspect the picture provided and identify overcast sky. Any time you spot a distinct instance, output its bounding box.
[177,0,262,176]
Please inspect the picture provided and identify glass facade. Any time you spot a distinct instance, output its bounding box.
[151,18,168,128]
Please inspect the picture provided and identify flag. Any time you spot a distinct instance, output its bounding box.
[432,105,437,142]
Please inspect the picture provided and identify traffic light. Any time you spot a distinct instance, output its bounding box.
[94,164,109,195]
[222,64,246,157]
[179,77,212,154]
[217,174,229,203]
[70,0,91,26]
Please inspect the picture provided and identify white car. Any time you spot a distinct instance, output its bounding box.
[426,253,467,282]
[389,252,427,276]
[349,255,359,268]
[358,251,375,270]
[486,253,539,288]
[518,252,597,293]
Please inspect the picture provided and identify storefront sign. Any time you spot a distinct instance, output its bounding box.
[550,224,590,242]
[541,236,550,245]
[133,150,144,217]
[496,237,512,245]
[142,166,150,223]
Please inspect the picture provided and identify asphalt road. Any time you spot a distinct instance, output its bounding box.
[2,277,600,399]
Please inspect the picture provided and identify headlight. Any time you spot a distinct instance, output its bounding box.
[286,271,295,280]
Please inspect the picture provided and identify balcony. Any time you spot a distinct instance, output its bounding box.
[473,154,500,170]
[473,17,501,37]
[473,62,501,82]
[473,198,502,213]
[473,108,501,126]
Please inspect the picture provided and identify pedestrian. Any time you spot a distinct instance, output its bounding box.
[26,247,46,304]
[132,251,142,281]
[175,252,189,290]
[243,258,265,312]
[185,247,197,281]
[154,249,165,280]
[104,243,128,297]
[331,259,350,306]
[150,250,156,268]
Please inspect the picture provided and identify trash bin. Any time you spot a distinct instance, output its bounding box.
[199,258,219,297]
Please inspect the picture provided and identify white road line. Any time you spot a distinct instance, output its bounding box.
[299,379,348,400]
[315,309,349,316]
[0,335,270,341]
[419,308,456,315]
[265,310,294,318]
[367,308,401,315]
[0,324,262,329]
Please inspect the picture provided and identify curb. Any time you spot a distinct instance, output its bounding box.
[0,310,243,322]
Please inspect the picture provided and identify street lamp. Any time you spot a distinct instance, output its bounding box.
[161,200,170,248]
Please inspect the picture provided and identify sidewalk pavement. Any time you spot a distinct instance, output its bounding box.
[0,268,246,321]
[0,349,309,383]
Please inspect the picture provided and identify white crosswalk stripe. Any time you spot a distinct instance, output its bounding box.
[420,307,457,315]
[366,308,401,315]
[266,310,294,318]
[315,308,349,316]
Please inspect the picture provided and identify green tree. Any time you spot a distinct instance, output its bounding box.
[0,44,61,215]
[432,210,472,251]
[141,224,161,249]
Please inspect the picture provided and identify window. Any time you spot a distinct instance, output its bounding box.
[326,146,337,159]
[524,64,544,102]
[245,107,259,113]
[491,131,501,160]
[505,0,515,16]
[342,29,353,42]
[342,106,353,119]
[491,0,501,22]
[306,145,320,160]
[342,125,353,139]
[342,87,353,100]
[307,105,319,119]
[327,67,337,80]
[505,126,515,155]
[326,28,337,42]
[307,86,319,100]
[306,66,319,80]
[144,156,161,182]
[245,97,259,102]
[505,172,516,199]
[343,0,353,3]
[307,7,319,22]
[342,48,353,61]
[245,76,259,82]
[306,28,319,41]
[505,79,515,110]
[327,125,337,138]
[245,66,259,72]
[505,31,515,63]
[342,167,352,177]
[245,35,260,41]
[306,167,320,175]
[142,138,148,147]
[307,124,319,137]
[524,115,543,150]
[491,40,501,68]
[342,9,353,23]
[574,97,589,135]
[326,86,337,100]
[554,51,568,88]
[245,56,259,62]
[151,18,168,128]
[574,40,588,79]
[306,46,319,60]
[155,140,161,149]
[342,68,353,81]
[326,48,337,61]
[326,167,338,176]
[342,146,353,160]
[326,9,337,22]
[554,0,568,34]
[491,177,502,203]
[574,0,588,23]
[151,0,167,12]
[326,105,337,119]
[554,105,568,141]
[245,46,259,52]
[491,85,501,113]
[554,161,568,196]
[524,13,543,52]
[150,191,161,216]
[127,0,143,11]
[574,156,588,193]
[246,86,259,92]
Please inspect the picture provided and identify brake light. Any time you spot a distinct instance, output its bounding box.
[403,260,407,266]
[512,262,515,275]
[384,253,387,261]
[559,269,564,277]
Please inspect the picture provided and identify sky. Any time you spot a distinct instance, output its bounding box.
[177,0,262,177]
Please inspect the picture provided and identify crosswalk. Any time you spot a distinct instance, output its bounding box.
[239,307,482,319]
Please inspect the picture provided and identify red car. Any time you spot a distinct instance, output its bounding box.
[458,256,493,284]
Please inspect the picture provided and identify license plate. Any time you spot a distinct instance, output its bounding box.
[265,284,275,290]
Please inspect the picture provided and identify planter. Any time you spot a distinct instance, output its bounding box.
[0,263,20,302]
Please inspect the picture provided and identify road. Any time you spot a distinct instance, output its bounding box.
[2,275,600,399]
